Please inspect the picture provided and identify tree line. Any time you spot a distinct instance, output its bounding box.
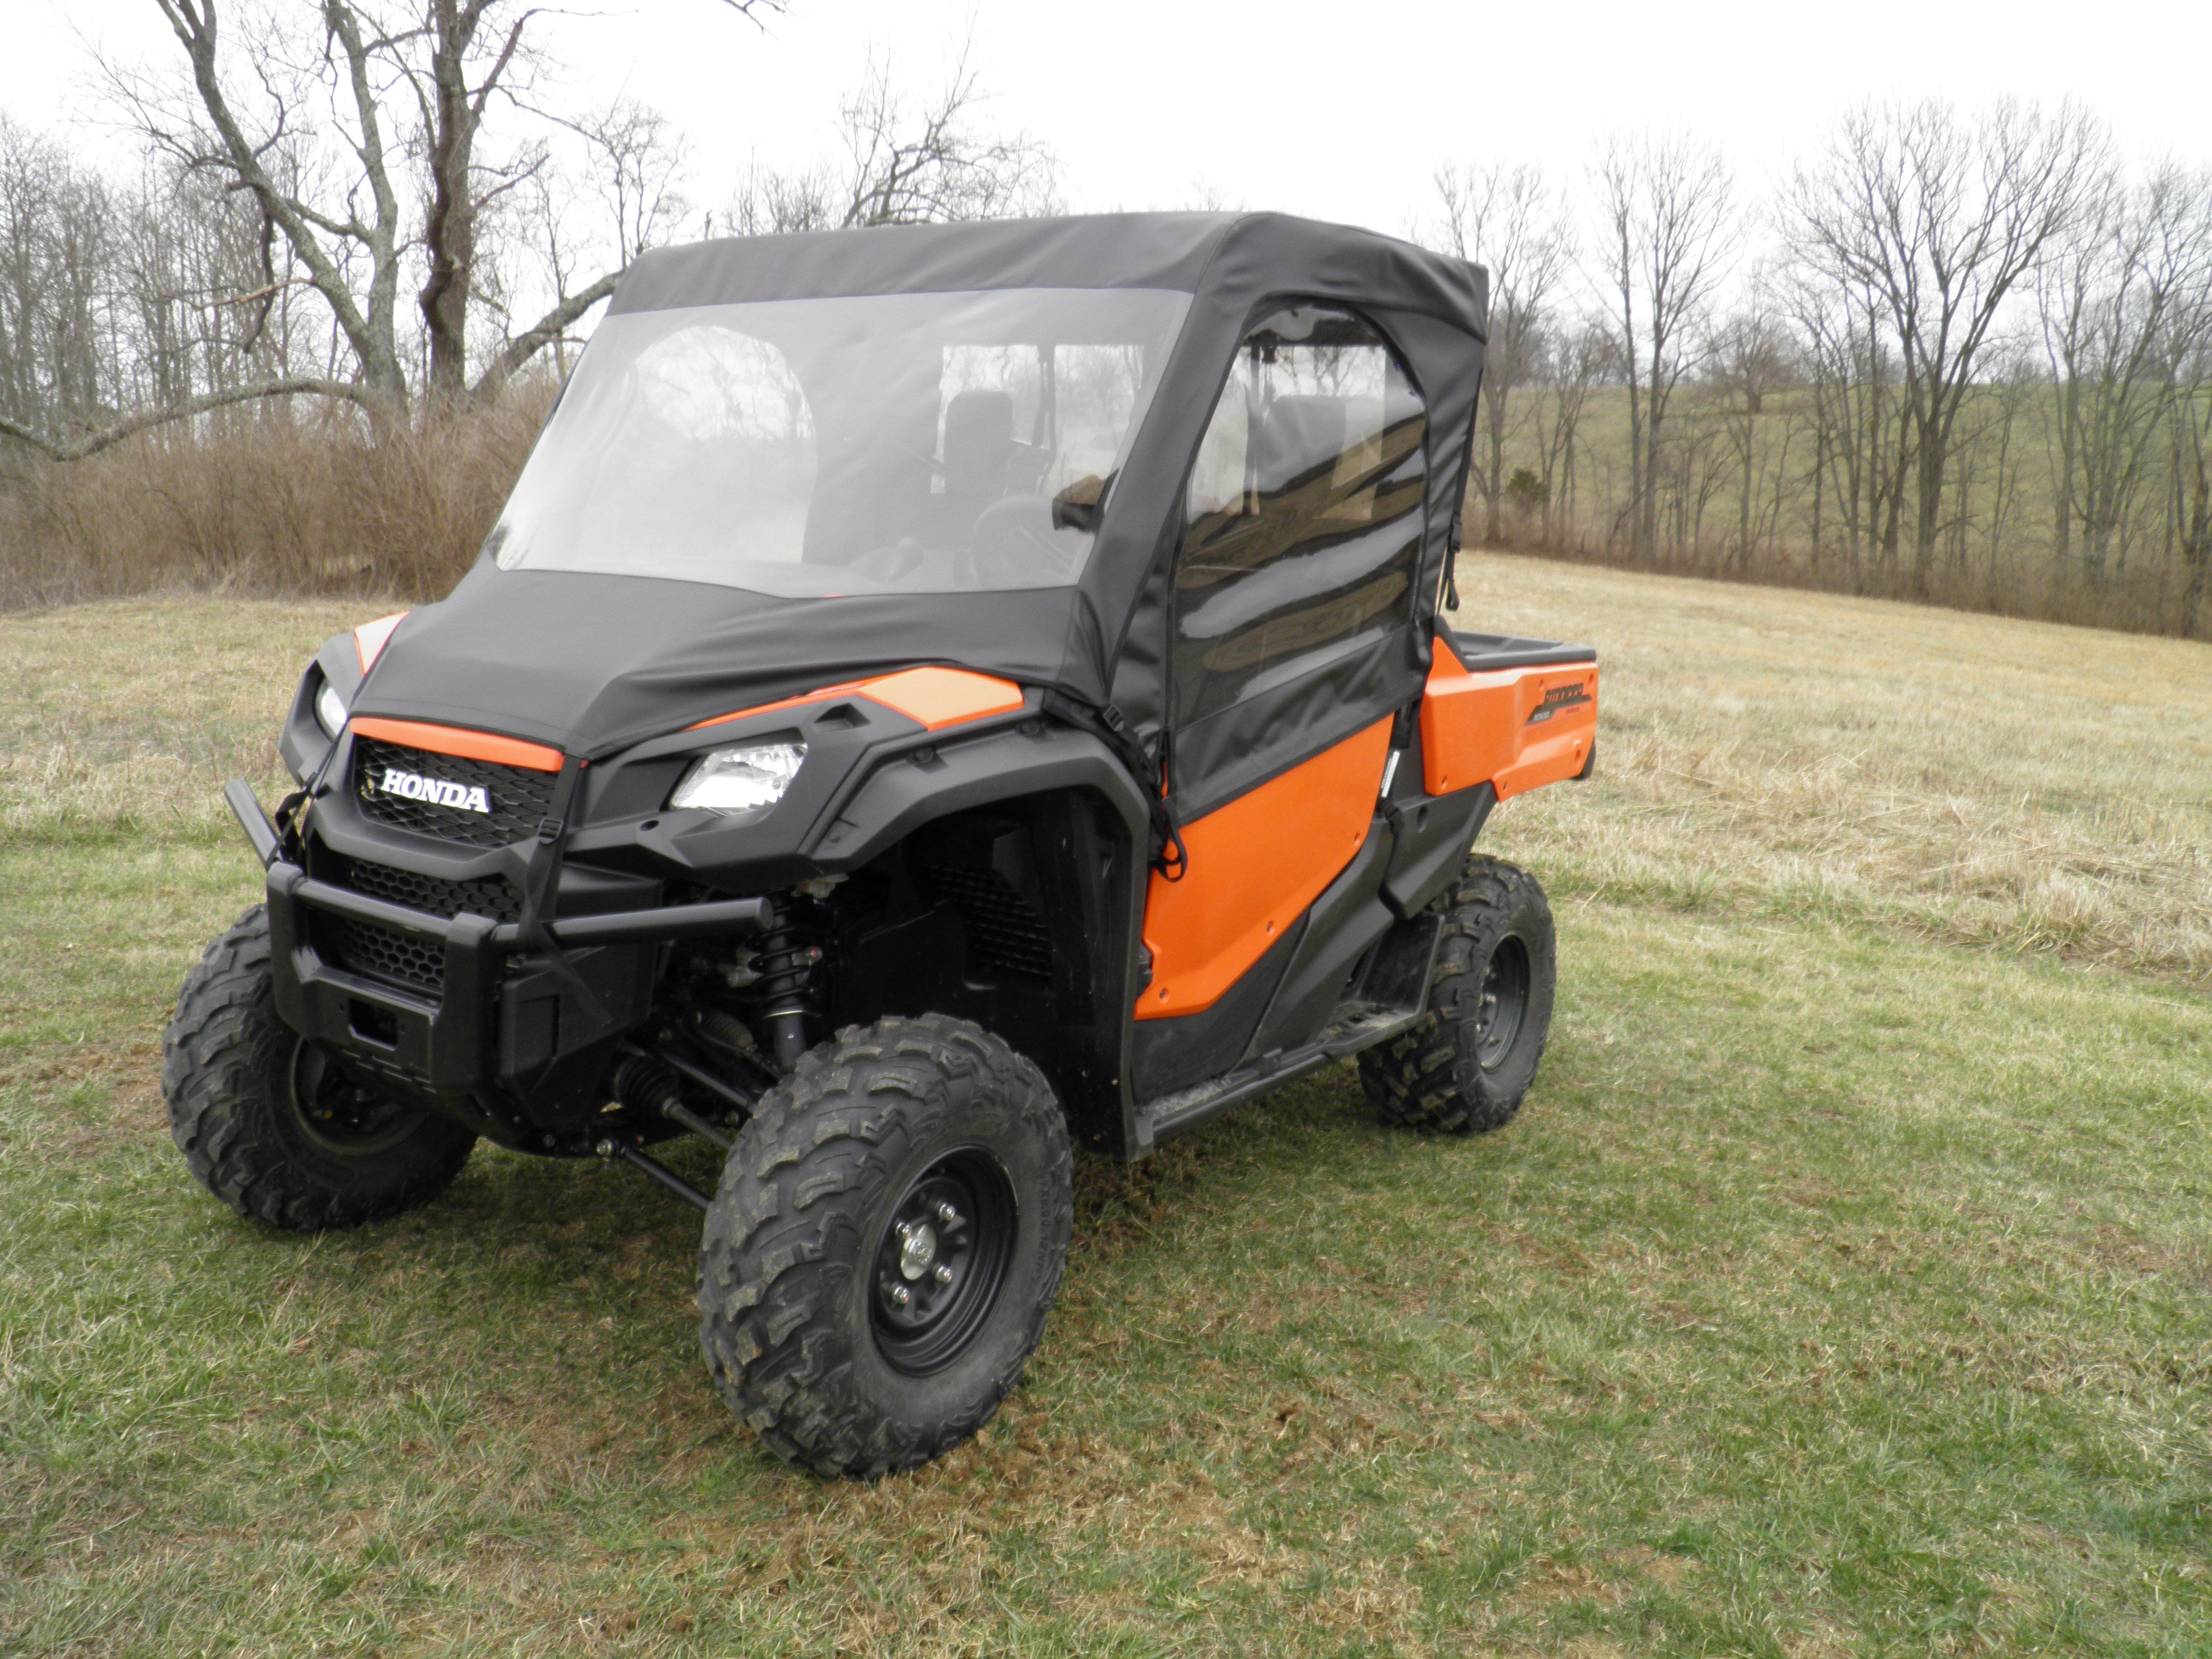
[1,2,2207,637]
[0,0,1051,461]
[1430,107,2212,636]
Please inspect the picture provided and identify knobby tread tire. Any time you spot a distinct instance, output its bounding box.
[697,1013,1075,1479]
[1357,854,1556,1135]
[162,905,475,1231]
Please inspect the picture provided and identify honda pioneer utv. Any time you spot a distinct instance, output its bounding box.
[165,213,1598,1477]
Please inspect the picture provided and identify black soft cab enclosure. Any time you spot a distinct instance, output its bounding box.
[171,212,1599,1477]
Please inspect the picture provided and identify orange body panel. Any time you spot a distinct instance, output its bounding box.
[689,666,1026,736]
[1136,716,1392,1020]
[353,611,409,673]
[849,666,1028,729]
[1419,652,1597,800]
[349,717,564,773]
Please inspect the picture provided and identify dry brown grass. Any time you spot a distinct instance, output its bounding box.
[0,387,551,609]
[1496,526,2210,643]
[1451,552,2212,988]
[5,563,2207,995]
[0,597,363,836]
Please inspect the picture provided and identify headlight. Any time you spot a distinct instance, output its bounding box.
[669,741,806,817]
[314,678,349,740]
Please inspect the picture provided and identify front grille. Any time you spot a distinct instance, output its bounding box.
[318,855,525,996]
[338,857,524,923]
[352,735,558,848]
[918,859,1055,982]
[329,917,447,995]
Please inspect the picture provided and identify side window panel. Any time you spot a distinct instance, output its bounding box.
[1170,307,1427,729]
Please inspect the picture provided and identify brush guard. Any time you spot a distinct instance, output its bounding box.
[231,782,774,1097]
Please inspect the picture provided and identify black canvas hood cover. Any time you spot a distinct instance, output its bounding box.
[354,212,1489,766]
[352,564,1081,759]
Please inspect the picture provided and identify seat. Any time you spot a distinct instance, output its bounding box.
[942,389,1016,503]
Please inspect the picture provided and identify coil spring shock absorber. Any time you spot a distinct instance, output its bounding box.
[751,918,825,1072]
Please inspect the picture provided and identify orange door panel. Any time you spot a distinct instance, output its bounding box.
[1137,717,1392,1019]
[1420,652,1596,800]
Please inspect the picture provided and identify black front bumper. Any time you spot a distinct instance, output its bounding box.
[237,785,772,1101]
[266,862,514,1092]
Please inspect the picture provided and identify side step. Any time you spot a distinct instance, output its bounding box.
[1131,912,1441,1153]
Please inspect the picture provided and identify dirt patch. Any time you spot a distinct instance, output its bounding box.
[2,1037,164,1159]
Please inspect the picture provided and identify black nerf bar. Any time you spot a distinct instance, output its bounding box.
[229,781,775,946]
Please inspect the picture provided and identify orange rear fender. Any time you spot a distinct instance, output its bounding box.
[1419,652,1596,800]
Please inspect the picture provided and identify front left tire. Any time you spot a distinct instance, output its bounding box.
[696,1013,1075,1478]
[162,905,477,1231]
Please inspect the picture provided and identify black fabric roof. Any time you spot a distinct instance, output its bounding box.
[610,213,1486,333]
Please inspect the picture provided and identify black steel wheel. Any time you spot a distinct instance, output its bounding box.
[869,1148,1018,1375]
[1471,936,1532,1070]
[1358,855,1556,1135]
[287,1039,431,1157]
[697,1014,1075,1478]
[164,906,477,1230]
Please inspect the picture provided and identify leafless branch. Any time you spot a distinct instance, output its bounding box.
[0,377,371,462]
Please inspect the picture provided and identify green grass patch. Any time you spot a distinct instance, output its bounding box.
[4,842,2209,1654]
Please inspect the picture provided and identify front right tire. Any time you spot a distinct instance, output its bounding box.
[697,1013,1075,1478]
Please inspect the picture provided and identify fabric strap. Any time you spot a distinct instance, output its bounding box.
[515,754,611,1033]
[1041,689,1186,882]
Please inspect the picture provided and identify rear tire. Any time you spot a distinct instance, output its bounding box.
[697,1014,1075,1478]
[162,906,477,1231]
[1358,854,1555,1135]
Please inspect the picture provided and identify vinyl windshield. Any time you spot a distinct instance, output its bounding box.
[488,287,1192,598]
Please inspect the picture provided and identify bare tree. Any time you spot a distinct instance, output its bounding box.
[106,1,414,415]
[2040,162,2212,583]
[480,96,691,393]
[1593,132,1733,563]
[0,115,331,460]
[6,0,770,454]
[834,48,1057,227]
[2173,350,2212,633]
[722,49,1058,239]
[1788,97,2104,594]
[409,0,565,399]
[1427,161,1573,544]
[0,117,117,440]
[1529,315,1612,547]
[1709,299,1800,572]
[2148,172,2212,631]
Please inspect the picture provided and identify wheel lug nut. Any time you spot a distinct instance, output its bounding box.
[934,1264,953,1284]
[890,1284,910,1306]
[936,1202,958,1226]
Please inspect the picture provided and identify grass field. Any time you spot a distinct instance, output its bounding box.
[3,560,2209,1656]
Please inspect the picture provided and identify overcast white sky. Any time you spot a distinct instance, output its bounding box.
[7,0,2208,239]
